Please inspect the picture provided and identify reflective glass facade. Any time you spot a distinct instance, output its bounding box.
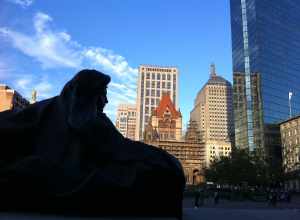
[230,0,300,156]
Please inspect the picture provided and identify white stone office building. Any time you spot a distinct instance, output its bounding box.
[115,104,137,140]
[190,64,234,167]
[136,65,179,141]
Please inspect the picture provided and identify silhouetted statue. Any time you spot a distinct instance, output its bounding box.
[0,69,185,219]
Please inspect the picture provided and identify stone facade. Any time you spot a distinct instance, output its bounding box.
[145,140,205,185]
[280,116,300,191]
[144,100,204,185]
[144,94,182,141]
[115,104,137,140]
[0,84,29,112]
[136,65,179,140]
[190,64,233,167]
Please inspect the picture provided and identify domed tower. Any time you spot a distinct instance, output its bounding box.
[190,64,234,167]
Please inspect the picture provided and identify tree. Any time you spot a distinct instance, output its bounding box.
[204,149,279,187]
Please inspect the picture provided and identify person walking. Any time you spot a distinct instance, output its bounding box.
[194,188,201,209]
[214,190,219,205]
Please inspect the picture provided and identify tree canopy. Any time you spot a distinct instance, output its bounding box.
[204,149,282,187]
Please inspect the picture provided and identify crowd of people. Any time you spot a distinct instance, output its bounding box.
[193,186,293,208]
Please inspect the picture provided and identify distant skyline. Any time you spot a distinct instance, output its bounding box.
[0,0,233,127]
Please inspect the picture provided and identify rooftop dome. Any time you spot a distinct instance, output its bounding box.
[206,63,231,86]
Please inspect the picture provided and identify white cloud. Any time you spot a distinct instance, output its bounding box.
[34,12,52,33]
[6,0,34,8]
[83,47,138,82]
[0,12,82,69]
[15,77,32,90]
[13,74,55,100]
[0,61,13,79]
[34,81,53,99]
[1,11,139,121]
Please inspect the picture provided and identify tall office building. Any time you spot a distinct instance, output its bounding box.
[115,104,137,140]
[230,0,300,163]
[190,64,233,167]
[136,65,179,140]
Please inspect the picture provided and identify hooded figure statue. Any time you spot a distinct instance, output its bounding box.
[0,69,185,219]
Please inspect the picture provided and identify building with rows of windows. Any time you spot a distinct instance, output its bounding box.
[190,64,233,167]
[279,116,300,191]
[136,65,179,141]
[115,104,137,140]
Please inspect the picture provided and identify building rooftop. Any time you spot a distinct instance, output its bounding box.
[206,63,231,86]
[279,115,300,125]
[153,94,181,119]
[207,75,231,86]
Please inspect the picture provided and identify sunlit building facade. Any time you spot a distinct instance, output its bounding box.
[136,65,179,141]
[190,64,233,167]
[115,104,137,140]
[0,84,29,112]
[280,116,300,191]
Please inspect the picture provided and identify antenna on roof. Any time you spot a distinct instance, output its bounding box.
[210,63,217,78]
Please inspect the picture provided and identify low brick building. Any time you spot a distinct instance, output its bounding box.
[0,84,29,112]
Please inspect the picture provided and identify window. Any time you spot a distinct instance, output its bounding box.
[146,81,150,88]
[167,74,171,80]
[151,89,155,96]
[152,81,155,88]
[157,90,160,97]
[146,73,150,79]
[157,74,161,80]
[151,98,155,105]
[167,82,171,89]
[162,74,166,80]
[146,90,150,96]
[162,82,166,88]
[145,98,149,104]
[157,83,160,88]
[152,73,155,79]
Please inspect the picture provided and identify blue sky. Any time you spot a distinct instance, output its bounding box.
[0,0,232,128]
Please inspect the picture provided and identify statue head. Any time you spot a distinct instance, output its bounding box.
[61,69,111,130]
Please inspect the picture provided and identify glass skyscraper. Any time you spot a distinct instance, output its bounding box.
[230,0,300,163]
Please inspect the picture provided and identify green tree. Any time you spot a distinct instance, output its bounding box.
[204,149,280,187]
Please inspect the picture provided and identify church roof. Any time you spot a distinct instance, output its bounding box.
[153,94,181,119]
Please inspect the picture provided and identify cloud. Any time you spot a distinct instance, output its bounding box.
[0,12,82,69]
[1,11,139,121]
[6,0,34,8]
[13,74,55,100]
[0,61,13,79]
[15,76,32,90]
[83,48,138,82]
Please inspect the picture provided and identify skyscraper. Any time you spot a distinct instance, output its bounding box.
[136,65,179,140]
[115,104,137,140]
[190,64,233,167]
[230,0,300,162]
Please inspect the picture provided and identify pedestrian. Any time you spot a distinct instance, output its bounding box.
[270,191,277,207]
[199,189,205,206]
[194,188,200,209]
[214,190,219,205]
[286,190,292,203]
